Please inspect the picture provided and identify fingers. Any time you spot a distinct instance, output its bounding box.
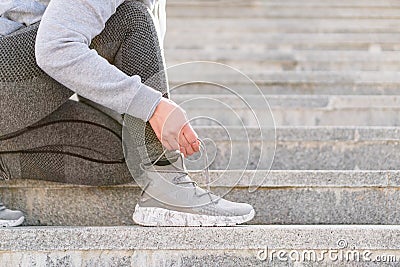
[181,142,194,157]
[182,124,200,153]
[180,133,195,156]
[176,124,199,157]
[178,131,190,157]
[191,139,200,153]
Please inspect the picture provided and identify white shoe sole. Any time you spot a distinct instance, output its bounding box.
[0,216,24,227]
[132,205,255,227]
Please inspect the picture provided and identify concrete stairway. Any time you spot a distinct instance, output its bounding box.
[2,0,400,266]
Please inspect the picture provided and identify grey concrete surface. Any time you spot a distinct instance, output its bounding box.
[168,5,400,19]
[167,71,400,85]
[1,226,400,266]
[191,126,400,170]
[167,51,400,71]
[2,0,400,265]
[1,170,399,226]
[172,95,400,126]
[166,33,400,51]
[170,0,400,8]
[169,81,400,96]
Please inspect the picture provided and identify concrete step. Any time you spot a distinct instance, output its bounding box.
[258,0,400,7]
[172,95,400,126]
[166,50,400,71]
[165,32,400,51]
[167,18,400,34]
[167,71,400,96]
[170,79,400,96]
[167,50,400,62]
[168,5,400,19]
[1,225,400,266]
[167,60,400,73]
[169,80,400,96]
[180,61,400,72]
[187,126,400,170]
[167,70,400,84]
[170,0,400,8]
[1,170,400,226]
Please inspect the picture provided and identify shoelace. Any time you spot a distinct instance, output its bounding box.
[139,138,214,203]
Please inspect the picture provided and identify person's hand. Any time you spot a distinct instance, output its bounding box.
[149,98,200,157]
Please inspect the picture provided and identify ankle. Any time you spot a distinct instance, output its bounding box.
[151,151,181,166]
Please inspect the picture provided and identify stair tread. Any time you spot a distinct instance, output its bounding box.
[1,225,400,250]
[1,170,398,189]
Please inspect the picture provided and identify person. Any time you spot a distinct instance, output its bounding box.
[0,0,255,227]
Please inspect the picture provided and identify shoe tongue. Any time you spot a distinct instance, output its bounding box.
[171,154,186,171]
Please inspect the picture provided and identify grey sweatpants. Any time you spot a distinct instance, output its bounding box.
[0,1,167,185]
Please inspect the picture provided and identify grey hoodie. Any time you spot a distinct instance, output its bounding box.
[0,0,49,36]
[1,0,167,122]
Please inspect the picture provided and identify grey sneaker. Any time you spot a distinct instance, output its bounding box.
[0,203,24,227]
[132,154,255,226]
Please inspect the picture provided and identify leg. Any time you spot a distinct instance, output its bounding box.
[0,100,131,185]
[0,99,130,227]
[0,23,73,136]
[102,3,255,227]
[0,23,131,185]
[88,1,171,176]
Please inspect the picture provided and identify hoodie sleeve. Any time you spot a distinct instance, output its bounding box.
[35,0,163,122]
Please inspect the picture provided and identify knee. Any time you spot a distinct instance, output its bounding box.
[115,1,155,29]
